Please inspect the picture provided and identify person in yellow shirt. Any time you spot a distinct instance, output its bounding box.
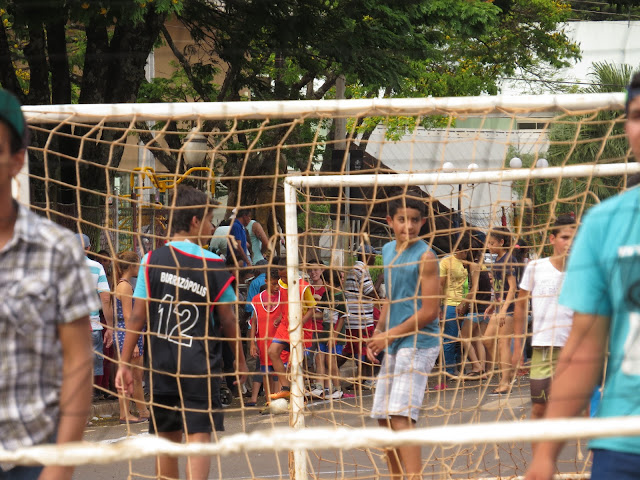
[436,235,471,390]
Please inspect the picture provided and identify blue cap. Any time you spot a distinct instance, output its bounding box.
[74,233,91,249]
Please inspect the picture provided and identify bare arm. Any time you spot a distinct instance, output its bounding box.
[44,316,93,480]
[511,288,530,368]
[115,299,147,396]
[498,273,518,317]
[366,299,390,364]
[526,312,609,480]
[116,282,140,357]
[99,291,113,348]
[252,221,270,255]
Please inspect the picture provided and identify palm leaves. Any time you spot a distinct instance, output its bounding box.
[530,62,634,217]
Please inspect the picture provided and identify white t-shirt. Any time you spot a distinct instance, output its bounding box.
[85,257,110,330]
[519,257,574,347]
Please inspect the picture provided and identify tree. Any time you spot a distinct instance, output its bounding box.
[0,0,580,228]
[0,0,182,208]
[510,61,635,251]
[145,0,581,232]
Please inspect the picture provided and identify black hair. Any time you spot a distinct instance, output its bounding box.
[550,214,576,235]
[237,208,252,218]
[387,195,426,218]
[330,269,340,285]
[512,237,528,264]
[272,255,287,268]
[487,227,512,248]
[169,184,213,234]
[625,72,640,115]
[455,232,472,251]
[265,265,279,282]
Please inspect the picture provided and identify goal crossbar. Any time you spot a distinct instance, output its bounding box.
[285,162,640,189]
[22,92,625,123]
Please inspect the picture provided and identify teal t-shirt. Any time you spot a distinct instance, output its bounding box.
[382,239,440,353]
[559,186,640,455]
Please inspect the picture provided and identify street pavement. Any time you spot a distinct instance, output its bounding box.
[73,372,590,480]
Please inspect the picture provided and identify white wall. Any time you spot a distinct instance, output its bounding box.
[365,126,548,227]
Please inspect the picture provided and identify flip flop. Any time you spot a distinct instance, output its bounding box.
[120,417,146,424]
[244,402,257,407]
[489,388,509,395]
[466,371,484,378]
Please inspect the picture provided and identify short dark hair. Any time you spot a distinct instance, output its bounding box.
[270,256,287,269]
[169,185,213,234]
[550,214,576,235]
[388,195,426,218]
[488,227,512,248]
[237,208,252,218]
[625,72,640,115]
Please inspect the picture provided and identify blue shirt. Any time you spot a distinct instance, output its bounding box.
[246,273,266,313]
[383,239,439,353]
[230,219,248,265]
[559,186,640,455]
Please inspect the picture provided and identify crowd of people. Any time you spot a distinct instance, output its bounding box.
[4,72,640,480]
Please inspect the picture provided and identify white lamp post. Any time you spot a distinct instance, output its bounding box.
[183,128,209,167]
[536,158,549,168]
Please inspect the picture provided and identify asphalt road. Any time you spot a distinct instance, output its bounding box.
[73,374,590,480]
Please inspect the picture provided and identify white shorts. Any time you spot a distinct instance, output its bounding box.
[370,346,439,422]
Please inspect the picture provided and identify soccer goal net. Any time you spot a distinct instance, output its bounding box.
[6,93,640,479]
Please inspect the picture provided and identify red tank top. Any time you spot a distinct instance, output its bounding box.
[251,290,283,366]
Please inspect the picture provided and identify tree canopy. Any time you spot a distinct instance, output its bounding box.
[0,0,580,213]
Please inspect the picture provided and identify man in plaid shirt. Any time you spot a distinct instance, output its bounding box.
[0,89,98,480]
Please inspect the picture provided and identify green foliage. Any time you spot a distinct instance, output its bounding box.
[297,199,331,231]
[509,62,635,238]
[138,61,217,103]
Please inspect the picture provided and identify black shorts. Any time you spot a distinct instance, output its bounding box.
[150,382,224,434]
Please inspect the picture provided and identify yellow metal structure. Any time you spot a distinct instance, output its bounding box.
[129,166,215,196]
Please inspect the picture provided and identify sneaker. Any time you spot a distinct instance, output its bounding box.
[433,383,447,391]
[269,389,291,400]
[331,389,344,399]
[310,387,325,398]
[362,380,376,390]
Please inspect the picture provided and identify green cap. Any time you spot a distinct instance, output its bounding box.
[0,89,27,147]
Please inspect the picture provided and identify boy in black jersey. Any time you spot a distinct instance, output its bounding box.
[116,185,247,480]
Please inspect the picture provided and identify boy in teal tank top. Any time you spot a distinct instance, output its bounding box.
[367,195,441,479]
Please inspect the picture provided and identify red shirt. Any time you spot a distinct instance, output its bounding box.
[274,279,315,348]
[251,290,283,366]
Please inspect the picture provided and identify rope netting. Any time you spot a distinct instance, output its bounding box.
[7,93,640,479]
